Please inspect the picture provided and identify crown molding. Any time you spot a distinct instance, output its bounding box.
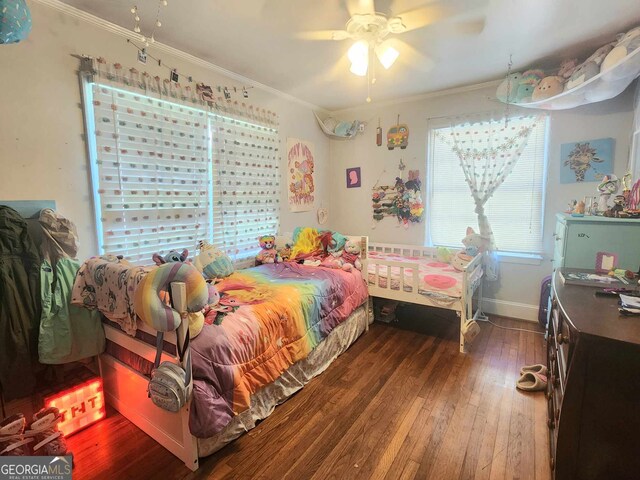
[329,79,503,114]
[32,0,330,114]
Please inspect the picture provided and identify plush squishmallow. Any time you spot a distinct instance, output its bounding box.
[532,76,564,101]
[601,26,640,72]
[515,69,545,103]
[496,72,523,103]
[566,42,616,90]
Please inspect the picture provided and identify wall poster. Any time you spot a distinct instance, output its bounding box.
[287,138,315,212]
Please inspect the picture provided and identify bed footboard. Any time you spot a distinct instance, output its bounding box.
[99,281,199,471]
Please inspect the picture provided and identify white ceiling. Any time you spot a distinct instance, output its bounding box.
[58,0,640,110]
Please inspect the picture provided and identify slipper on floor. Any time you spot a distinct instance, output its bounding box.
[520,364,548,376]
[516,372,547,392]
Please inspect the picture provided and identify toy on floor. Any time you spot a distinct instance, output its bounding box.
[256,235,278,264]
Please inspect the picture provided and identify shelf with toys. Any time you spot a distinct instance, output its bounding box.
[497,25,640,110]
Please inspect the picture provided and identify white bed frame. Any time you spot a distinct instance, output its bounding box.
[365,242,486,353]
[98,236,371,471]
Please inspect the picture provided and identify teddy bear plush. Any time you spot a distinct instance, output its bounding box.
[601,26,640,72]
[557,58,579,80]
[256,235,278,264]
[341,239,362,272]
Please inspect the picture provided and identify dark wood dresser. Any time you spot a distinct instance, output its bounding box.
[547,271,640,480]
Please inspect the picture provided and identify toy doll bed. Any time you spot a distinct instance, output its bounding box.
[366,242,485,353]
[90,237,370,471]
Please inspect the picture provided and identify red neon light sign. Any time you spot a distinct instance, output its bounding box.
[44,378,106,437]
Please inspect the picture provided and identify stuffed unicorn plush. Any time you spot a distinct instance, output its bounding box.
[461,227,489,257]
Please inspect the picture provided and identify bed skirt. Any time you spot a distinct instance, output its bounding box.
[197,302,370,457]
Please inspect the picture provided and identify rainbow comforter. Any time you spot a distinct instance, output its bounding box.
[189,262,368,438]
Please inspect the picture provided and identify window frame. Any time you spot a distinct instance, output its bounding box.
[425,115,550,256]
[81,78,280,266]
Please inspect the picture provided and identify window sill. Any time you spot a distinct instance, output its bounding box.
[495,252,544,266]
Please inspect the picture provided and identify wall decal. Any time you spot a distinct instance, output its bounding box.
[287,138,315,212]
[561,137,614,183]
[387,114,409,150]
[346,167,361,188]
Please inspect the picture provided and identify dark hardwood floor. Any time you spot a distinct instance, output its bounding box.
[65,307,551,480]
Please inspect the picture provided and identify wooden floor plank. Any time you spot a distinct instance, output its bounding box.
[64,311,550,480]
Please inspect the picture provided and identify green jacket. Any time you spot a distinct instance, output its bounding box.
[38,257,105,364]
[0,206,40,400]
[36,209,104,364]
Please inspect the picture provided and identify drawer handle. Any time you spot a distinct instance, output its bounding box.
[557,333,570,345]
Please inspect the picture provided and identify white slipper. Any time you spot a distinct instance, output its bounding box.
[516,372,547,392]
[520,364,548,376]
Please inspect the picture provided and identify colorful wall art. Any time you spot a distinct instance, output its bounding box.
[372,170,424,227]
[560,137,614,183]
[346,167,361,188]
[287,138,315,212]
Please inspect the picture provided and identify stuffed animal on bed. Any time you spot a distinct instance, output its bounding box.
[341,239,362,271]
[256,235,278,264]
[194,241,234,280]
[152,249,189,266]
[462,227,489,257]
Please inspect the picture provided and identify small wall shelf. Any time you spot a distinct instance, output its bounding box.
[510,47,640,110]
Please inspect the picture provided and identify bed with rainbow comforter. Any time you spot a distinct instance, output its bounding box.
[188,262,368,438]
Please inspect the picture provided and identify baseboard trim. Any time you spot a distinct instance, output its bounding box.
[482,298,539,323]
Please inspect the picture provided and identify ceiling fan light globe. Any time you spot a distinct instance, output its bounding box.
[350,59,368,76]
[348,40,369,64]
[376,44,399,69]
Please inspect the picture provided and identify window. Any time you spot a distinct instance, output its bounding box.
[85,82,279,265]
[427,116,548,254]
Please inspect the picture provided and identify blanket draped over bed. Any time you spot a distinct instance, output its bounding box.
[189,262,368,438]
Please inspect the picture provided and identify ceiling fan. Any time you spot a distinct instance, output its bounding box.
[299,0,488,102]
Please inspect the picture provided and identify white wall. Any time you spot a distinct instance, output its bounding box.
[0,1,329,260]
[329,85,635,320]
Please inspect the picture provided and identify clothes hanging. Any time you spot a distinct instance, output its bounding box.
[36,209,105,364]
[0,206,41,400]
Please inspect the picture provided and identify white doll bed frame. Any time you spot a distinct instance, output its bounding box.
[366,242,486,353]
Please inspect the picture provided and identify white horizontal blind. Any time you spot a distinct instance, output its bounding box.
[428,116,548,254]
[211,114,280,264]
[90,84,213,264]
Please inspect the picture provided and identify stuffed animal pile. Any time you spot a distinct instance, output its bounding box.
[254,228,363,272]
[496,24,640,104]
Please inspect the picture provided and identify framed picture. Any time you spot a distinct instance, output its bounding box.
[595,251,618,273]
[346,167,361,188]
[560,137,614,183]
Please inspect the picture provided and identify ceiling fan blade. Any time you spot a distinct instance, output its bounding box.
[452,18,486,35]
[395,5,459,32]
[296,30,351,41]
[345,0,376,17]
[387,38,434,73]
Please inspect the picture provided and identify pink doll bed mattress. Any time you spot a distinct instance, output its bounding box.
[367,251,465,299]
